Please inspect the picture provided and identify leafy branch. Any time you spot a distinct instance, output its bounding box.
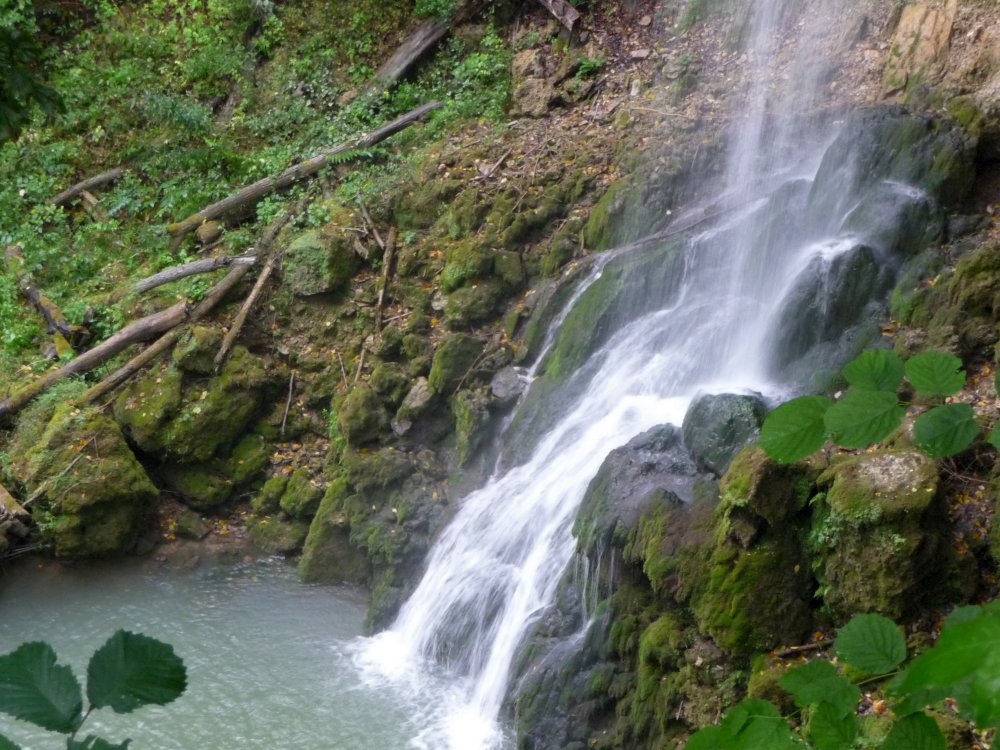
[0,630,186,750]
[760,350,1000,464]
[686,605,1000,749]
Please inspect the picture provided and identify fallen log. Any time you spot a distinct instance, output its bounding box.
[164,101,442,245]
[133,255,256,294]
[52,167,126,207]
[535,0,580,30]
[78,209,295,405]
[0,300,188,419]
[6,245,79,357]
[368,19,453,92]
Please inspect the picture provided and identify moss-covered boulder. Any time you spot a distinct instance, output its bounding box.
[811,450,945,619]
[251,474,288,515]
[681,394,767,476]
[444,279,505,328]
[248,515,309,555]
[428,334,483,394]
[920,243,1000,358]
[172,326,223,374]
[278,468,324,519]
[452,387,491,465]
[282,228,358,296]
[9,405,157,557]
[159,463,233,510]
[298,478,369,583]
[116,346,269,463]
[440,240,493,293]
[337,383,390,446]
[720,446,816,528]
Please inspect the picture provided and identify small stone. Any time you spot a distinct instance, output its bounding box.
[175,511,211,540]
[638,14,652,26]
[630,77,642,97]
[491,367,526,404]
[631,48,652,60]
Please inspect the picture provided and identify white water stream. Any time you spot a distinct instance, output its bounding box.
[358,1,892,747]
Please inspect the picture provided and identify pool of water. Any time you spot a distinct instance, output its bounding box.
[0,554,430,749]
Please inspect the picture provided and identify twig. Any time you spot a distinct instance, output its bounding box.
[24,437,94,506]
[773,639,835,658]
[380,311,411,325]
[374,227,397,331]
[359,203,385,251]
[353,347,366,384]
[281,372,295,437]
[336,351,349,388]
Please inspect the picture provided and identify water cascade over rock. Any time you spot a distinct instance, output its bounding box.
[356,1,975,747]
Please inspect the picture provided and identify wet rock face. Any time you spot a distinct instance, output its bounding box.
[681,393,767,477]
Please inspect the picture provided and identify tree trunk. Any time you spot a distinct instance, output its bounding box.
[52,167,126,206]
[133,255,256,294]
[164,101,441,244]
[0,301,188,419]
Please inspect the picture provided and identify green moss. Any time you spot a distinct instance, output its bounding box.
[369,363,410,409]
[225,434,269,485]
[171,326,223,374]
[452,387,490,465]
[114,364,183,449]
[542,266,623,379]
[393,178,462,230]
[428,333,483,394]
[282,228,359,296]
[340,447,413,494]
[819,450,938,522]
[492,250,525,289]
[298,477,369,584]
[12,405,157,557]
[946,96,985,137]
[248,515,309,555]
[720,447,816,526]
[159,463,234,509]
[444,278,505,328]
[746,658,795,715]
[278,468,324,519]
[694,534,812,656]
[440,240,493,293]
[584,180,625,251]
[337,383,389,446]
[251,474,288,515]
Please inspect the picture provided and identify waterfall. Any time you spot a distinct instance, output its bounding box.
[356,1,941,747]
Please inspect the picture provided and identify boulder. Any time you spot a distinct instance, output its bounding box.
[298,478,369,584]
[428,334,483,394]
[681,393,767,476]
[282,229,358,296]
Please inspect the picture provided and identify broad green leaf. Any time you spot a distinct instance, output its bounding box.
[0,735,22,750]
[882,713,946,750]
[893,614,1000,725]
[913,404,979,458]
[684,726,724,750]
[67,738,132,750]
[824,391,904,449]
[86,630,186,714]
[905,351,966,397]
[0,642,83,733]
[988,423,1000,452]
[843,349,904,393]
[717,699,802,749]
[779,661,860,717]
[808,701,858,750]
[760,396,832,463]
[834,614,906,674]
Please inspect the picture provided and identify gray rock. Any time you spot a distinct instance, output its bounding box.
[681,393,767,476]
[490,367,526,404]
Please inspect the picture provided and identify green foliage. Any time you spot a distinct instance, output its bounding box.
[576,56,605,78]
[761,349,981,463]
[833,613,906,675]
[687,608,1000,749]
[0,5,61,142]
[0,631,186,749]
[414,0,455,19]
[904,351,966,397]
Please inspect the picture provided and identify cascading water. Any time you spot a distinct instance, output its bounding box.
[356,1,961,747]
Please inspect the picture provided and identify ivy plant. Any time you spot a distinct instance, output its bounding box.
[687,605,1000,749]
[760,349,1000,463]
[0,630,186,749]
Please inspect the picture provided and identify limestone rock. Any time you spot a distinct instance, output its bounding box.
[282,229,358,296]
[681,393,767,476]
[884,0,957,95]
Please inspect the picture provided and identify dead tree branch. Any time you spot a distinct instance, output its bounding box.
[5,245,79,357]
[133,255,256,294]
[374,227,398,331]
[164,101,441,245]
[52,168,126,207]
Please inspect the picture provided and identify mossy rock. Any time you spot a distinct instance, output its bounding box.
[278,468,324,519]
[223,433,270,485]
[682,394,767,477]
[720,446,816,527]
[171,326,223,374]
[393,178,462,230]
[159,463,234,510]
[340,447,413,494]
[444,278,505,328]
[428,334,483,394]
[251,474,288,515]
[337,383,389,446]
[248,515,309,555]
[493,250,525,289]
[746,657,795,716]
[113,365,183,449]
[174,510,210,540]
[926,243,1000,357]
[11,405,157,557]
[282,228,358,296]
[694,534,812,656]
[369,363,411,410]
[452,387,491,466]
[440,240,493,293]
[819,450,938,523]
[298,478,369,584]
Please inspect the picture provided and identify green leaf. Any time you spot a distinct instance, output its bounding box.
[882,713,946,750]
[808,702,858,750]
[893,613,1000,726]
[824,391,904,449]
[0,735,23,750]
[67,738,132,750]
[760,396,832,463]
[0,642,83,733]
[834,614,906,674]
[913,404,978,458]
[988,423,1000,452]
[905,351,966,397]
[684,726,725,750]
[779,661,860,717]
[843,349,904,393]
[86,630,186,714]
[715,699,802,749]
